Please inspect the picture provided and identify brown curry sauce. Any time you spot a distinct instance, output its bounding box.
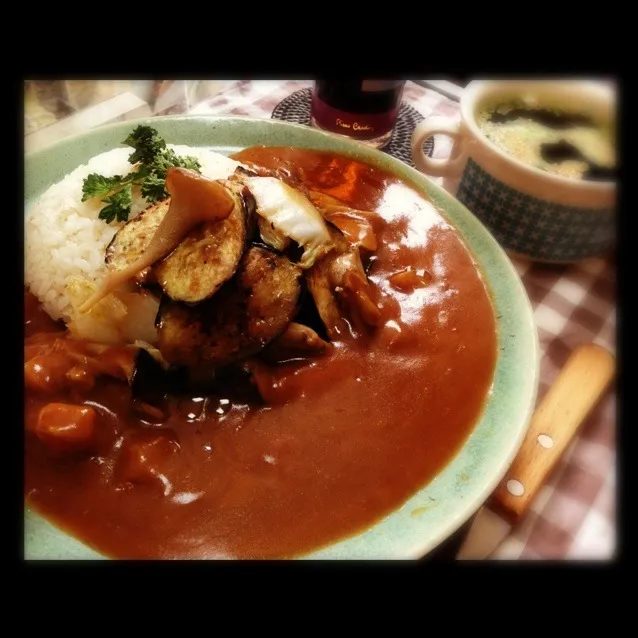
[24,147,497,559]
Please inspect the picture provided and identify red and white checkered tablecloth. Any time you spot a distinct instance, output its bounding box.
[188,79,617,560]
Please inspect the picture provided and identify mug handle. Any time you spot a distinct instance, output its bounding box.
[411,117,462,177]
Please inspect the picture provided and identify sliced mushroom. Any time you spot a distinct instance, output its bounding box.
[308,190,380,252]
[261,322,330,364]
[306,225,381,339]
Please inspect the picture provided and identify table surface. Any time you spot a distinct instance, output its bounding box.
[24,79,617,560]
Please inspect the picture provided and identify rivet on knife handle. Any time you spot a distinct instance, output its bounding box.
[491,343,615,524]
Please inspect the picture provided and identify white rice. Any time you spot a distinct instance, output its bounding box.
[25,145,241,322]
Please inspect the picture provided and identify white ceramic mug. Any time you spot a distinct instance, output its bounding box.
[411,80,616,262]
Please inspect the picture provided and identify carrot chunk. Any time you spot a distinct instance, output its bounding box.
[35,403,96,453]
[24,354,73,394]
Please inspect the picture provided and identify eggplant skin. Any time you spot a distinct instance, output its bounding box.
[154,180,255,304]
[156,246,302,369]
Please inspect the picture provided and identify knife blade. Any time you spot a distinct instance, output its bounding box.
[457,342,615,560]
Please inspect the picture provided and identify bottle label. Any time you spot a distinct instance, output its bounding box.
[311,93,400,139]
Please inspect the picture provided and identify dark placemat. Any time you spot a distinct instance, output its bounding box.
[272,88,433,167]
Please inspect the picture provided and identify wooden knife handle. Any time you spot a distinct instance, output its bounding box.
[491,343,615,523]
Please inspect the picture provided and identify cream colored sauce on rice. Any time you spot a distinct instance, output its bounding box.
[25,145,241,322]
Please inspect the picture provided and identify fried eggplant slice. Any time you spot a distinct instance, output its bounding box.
[105,180,254,304]
[154,180,254,303]
[156,246,302,369]
[306,225,381,339]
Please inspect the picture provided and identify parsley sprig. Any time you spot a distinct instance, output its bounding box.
[81,126,202,224]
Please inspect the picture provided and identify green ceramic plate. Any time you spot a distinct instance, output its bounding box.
[24,116,539,560]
